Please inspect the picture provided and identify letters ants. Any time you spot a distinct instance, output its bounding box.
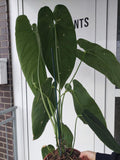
[74,17,89,29]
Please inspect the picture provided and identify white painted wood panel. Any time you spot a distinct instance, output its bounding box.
[9,0,31,159]
[9,1,25,160]
[94,0,107,153]
[105,0,118,153]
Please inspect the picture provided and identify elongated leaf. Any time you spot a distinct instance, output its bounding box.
[82,110,120,153]
[16,15,47,95]
[32,78,56,140]
[41,145,55,159]
[77,39,120,88]
[62,124,73,148]
[32,94,48,140]
[72,80,106,126]
[38,5,76,88]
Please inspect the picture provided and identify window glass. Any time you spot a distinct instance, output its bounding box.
[115,97,120,145]
[116,0,120,62]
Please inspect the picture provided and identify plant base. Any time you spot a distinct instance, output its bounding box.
[43,148,81,160]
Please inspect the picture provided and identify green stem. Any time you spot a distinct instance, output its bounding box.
[54,24,62,153]
[35,26,55,128]
[60,91,67,125]
[69,60,82,84]
[47,97,57,125]
[72,116,78,148]
[54,26,61,114]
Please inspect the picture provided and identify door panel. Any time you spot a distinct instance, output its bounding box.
[105,0,118,153]
[94,0,107,152]
[24,1,96,159]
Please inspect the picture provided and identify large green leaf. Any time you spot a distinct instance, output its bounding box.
[77,38,120,88]
[72,80,106,127]
[41,145,55,159]
[82,110,120,153]
[32,78,56,140]
[62,124,73,148]
[15,15,47,95]
[32,94,48,140]
[38,5,76,88]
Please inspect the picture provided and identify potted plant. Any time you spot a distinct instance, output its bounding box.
[15,4,120,160]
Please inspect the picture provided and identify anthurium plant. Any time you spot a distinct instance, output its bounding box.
[15,4,120,160]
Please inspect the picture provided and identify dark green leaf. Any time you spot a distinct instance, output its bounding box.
[77,39,120,88]
[32,78,56,140]
[72,80,106,126]
[32,94,48,140]
[42,78,52,97]
[41,145,55,159]
[62,123,73,148]
[38,5,76,88]
[15,15,47,95]
[82,110,120,153]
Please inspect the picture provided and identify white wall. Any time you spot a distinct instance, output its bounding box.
[9,0,118,160]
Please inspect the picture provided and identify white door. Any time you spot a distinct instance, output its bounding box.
[9,0,118,160]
